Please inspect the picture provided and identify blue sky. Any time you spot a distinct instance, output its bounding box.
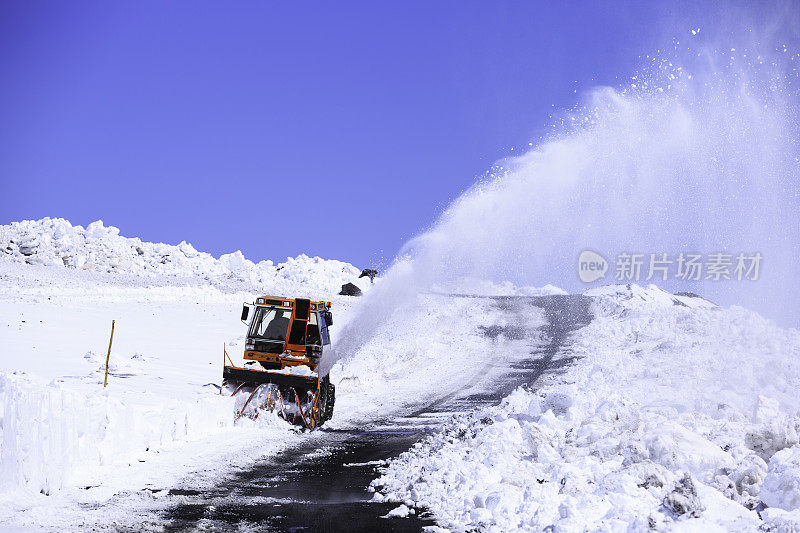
[0,1,773,268]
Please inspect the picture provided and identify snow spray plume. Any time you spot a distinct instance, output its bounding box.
[332,36,800,368]
[401,39,800,326]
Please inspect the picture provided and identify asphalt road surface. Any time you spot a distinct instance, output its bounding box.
[162,294,593,532]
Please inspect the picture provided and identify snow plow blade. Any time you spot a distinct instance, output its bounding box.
[223,365,317,390]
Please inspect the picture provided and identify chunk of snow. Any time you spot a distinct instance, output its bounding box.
[272,365,317,376]
[219,250,254,273]
[760,507,800,530]
[384,504,411,518]
[761,445,800,511]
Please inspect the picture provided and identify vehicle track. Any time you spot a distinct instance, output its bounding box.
[162,294,592,532]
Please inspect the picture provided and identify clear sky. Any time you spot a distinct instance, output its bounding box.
[0,0,772,269]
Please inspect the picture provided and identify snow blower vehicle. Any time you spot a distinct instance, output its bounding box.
[222,296,335,429]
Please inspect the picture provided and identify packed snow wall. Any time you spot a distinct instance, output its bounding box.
[0,374,234,494]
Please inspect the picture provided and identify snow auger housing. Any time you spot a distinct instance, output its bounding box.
[222,296,335,429]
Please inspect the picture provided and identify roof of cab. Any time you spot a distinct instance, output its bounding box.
[254,296,332,309]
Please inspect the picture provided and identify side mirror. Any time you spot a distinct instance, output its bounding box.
[241,304,250,322]
[323,310,333,327]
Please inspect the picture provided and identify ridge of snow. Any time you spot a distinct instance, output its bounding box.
[429,276,568,297]
[584,283,716,310]
[0,217,363,294]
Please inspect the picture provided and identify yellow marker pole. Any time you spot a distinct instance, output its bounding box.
[103,320,115,388]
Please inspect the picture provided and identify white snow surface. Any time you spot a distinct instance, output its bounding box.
[373,284,800,531]
[3,218,800,532]
[0,218,553,530]
[0,218,379,528]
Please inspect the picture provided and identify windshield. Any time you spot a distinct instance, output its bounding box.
[307,312,321,345]
[249,306,291,341]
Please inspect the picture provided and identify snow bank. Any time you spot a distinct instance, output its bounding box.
[0,373,234,495]
[374,388,766,530]
[372,285,800,531]
[0,218,364,294]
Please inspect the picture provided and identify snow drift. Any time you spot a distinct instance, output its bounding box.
[373,285,800,530]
